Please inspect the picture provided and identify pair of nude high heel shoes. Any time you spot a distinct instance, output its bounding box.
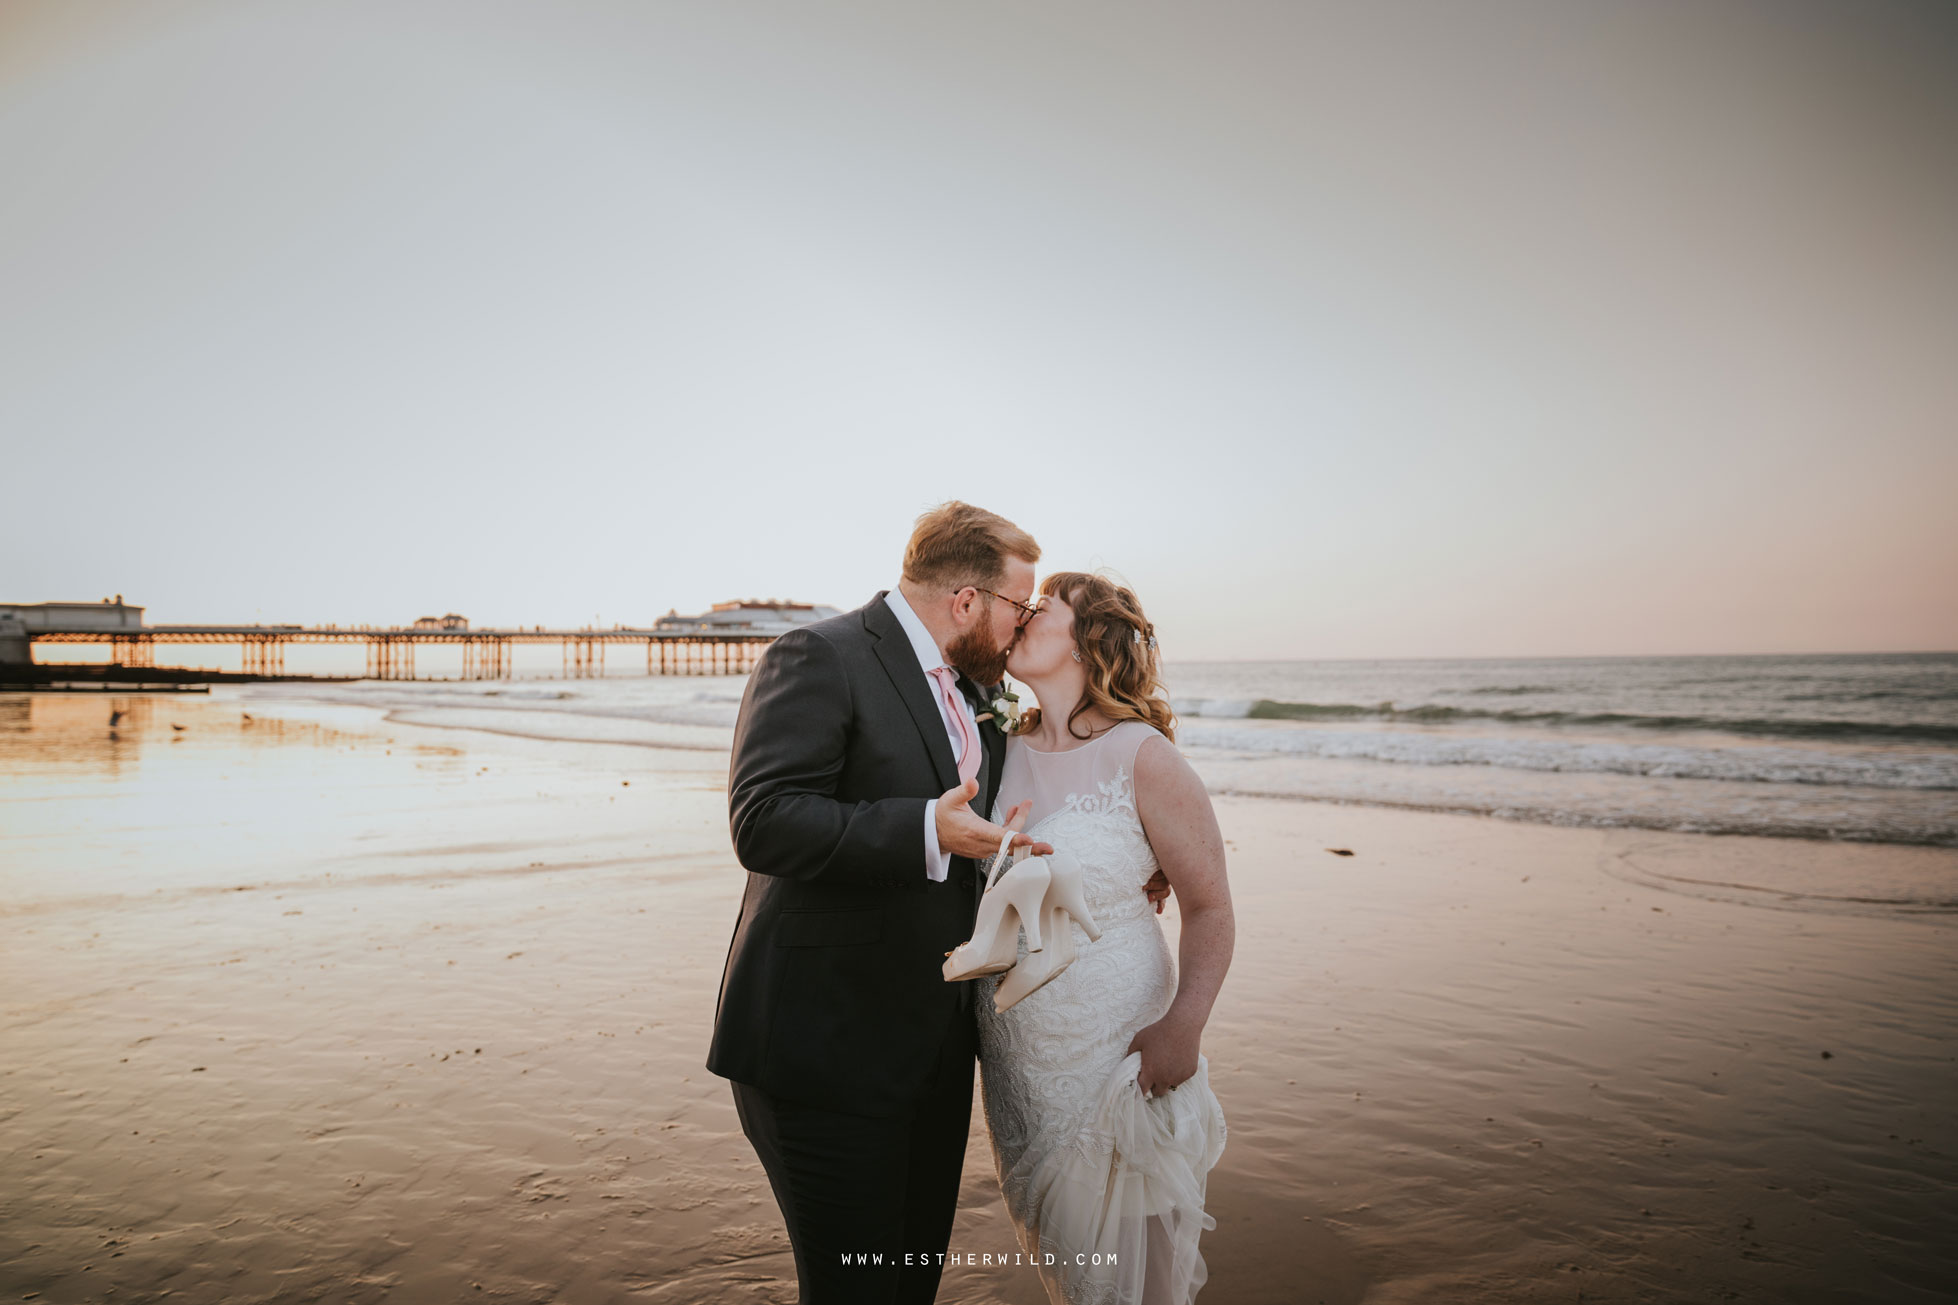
[942,824,1101,1013]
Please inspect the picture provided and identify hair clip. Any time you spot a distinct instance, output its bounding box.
[1131,626,1158,651]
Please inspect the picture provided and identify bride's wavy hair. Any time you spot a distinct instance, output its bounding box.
[1019,570,1176,745]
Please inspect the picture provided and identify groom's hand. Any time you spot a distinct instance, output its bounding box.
[936,779,1054,860]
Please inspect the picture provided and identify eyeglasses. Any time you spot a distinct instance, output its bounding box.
[955,586,1045,625]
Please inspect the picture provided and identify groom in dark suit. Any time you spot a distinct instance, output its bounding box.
[706,500,1053,1304]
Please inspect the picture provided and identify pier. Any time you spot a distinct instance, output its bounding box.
[16,624,772,680]
[0,597,840,686]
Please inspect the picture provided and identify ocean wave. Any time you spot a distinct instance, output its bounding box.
[1197,785,1958,850]
[237,681,745,729]
[1177,721,1958,791]
[1171,697,1256,718]
[1173,697,1958,745]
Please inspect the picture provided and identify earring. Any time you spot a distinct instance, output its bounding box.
[1070,648,1082,663]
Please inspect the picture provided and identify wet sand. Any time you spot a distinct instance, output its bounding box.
[3,690,1954,1303]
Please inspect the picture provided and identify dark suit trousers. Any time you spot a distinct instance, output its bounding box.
[731,991,977,1305]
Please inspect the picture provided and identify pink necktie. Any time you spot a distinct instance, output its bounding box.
[928,665,981,788]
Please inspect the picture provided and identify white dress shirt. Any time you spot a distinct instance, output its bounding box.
[884,585,984,882]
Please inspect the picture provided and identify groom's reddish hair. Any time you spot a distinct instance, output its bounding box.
[902,500,1041,591]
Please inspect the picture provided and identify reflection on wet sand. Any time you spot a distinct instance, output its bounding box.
[3,692,1954,1303]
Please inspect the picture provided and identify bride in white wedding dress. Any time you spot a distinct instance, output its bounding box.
[972,571,1236,1305]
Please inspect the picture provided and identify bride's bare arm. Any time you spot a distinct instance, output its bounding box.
[1127,733,1235,1094]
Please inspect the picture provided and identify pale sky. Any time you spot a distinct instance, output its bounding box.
[2,1,1953,659]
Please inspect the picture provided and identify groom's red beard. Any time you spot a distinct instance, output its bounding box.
[946,621,1013,687]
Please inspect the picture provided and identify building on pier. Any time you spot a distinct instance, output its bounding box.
[0,595,145,630]
[654,599,840,635]
[0,597,143,667]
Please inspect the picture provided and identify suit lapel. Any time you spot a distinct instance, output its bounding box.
[959,675,1008,915]
[986,706,1006,821]
[960,673,1006,823]
[864,591,960,794]
[977,687,1007,910]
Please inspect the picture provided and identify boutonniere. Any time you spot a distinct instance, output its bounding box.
[973,684,1025,735]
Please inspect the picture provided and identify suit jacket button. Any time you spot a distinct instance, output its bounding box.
[957,872,974,891]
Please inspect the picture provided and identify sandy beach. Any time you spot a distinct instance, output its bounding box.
[4,688,1955,1303]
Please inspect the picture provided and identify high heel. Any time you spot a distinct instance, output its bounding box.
[985,848,1101,1012]
[992,903,1078,1012]
[1035,847,1101,943]
[942,831,1051,982]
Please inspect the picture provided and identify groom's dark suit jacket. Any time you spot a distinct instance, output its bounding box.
[705,590,1007,1120]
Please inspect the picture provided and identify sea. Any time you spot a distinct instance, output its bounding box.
[233,651,1958,850]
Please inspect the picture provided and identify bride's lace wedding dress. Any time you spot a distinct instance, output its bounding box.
[978,719,1228,1305]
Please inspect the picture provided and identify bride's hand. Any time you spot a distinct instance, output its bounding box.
[1127,1015,1201,1098]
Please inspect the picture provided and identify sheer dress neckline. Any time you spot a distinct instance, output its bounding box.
[1018,720,1129,756]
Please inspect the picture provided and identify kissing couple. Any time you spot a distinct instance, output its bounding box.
[707,500,1235,1305]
